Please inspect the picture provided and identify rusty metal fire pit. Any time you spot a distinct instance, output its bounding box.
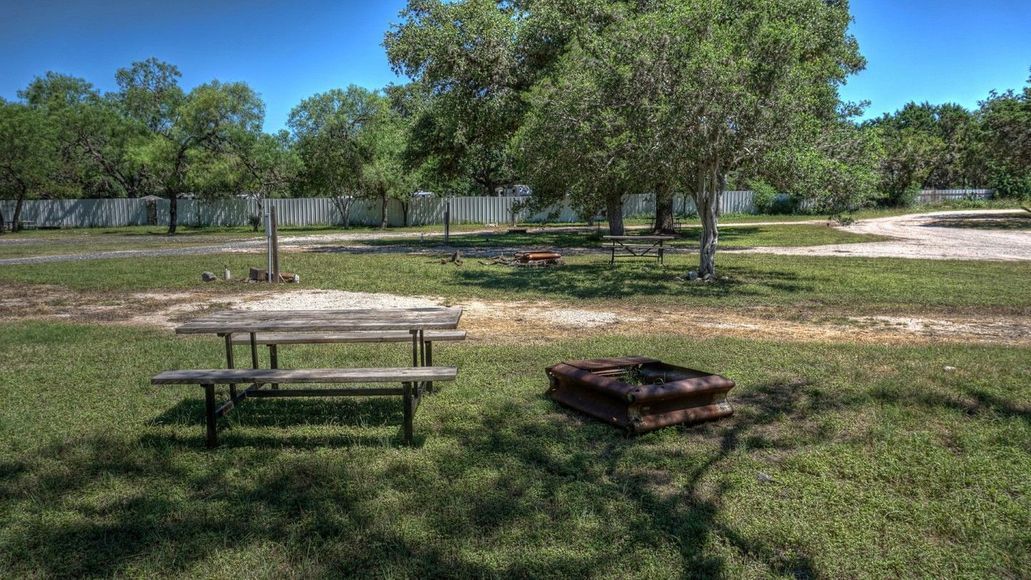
[545,356,734,433]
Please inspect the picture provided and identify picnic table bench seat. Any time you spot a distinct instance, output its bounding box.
[229,330,467,345]
[153,366,457,447]
[603,235,674,265]
[611,243,671,250]
[228,329,466,393]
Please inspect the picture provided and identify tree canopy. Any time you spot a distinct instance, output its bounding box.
[0,14,1026,243]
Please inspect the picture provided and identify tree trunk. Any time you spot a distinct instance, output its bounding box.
[167,193,178,235]
[696,176,723,280]
[654,184,675,234]
[401,201,409,227]
[255,196,265,231]
[0,204,6,234]
[332,195,353,228]
[606,193,625,236]
[380,193,389,229]
[13,192,25,232]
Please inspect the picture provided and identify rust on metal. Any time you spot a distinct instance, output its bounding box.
[545,356,734,433]
[515,251,562,263]
[485,251,563,267]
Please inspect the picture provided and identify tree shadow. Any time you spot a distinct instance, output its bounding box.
[0,377,871,577]
[149,393,414,447]
[923,213,1031,231]
[871,385,1031,424]
[452,261,806,300]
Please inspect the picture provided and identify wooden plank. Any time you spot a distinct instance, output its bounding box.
[229,330,467,345]
[152,366,458,385]
[603,235,675,241]
[176,307,463,335]
[197,307,454,319]
[249,388,404,397]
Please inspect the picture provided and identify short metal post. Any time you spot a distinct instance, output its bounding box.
[269,344,279,390]
[250,332,259,368]
[223,334,236,399]
[411,330,419,367]
[444,199,450,243]
[204,384,218,448]
[402,382,414,445]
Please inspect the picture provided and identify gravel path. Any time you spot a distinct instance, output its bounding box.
[743,209,1031,261]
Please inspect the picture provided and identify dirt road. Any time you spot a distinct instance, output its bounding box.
[745,209,1030,261]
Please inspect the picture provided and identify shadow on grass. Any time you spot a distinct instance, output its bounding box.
[451,262,806,301]
[871,385,1031,424]
[923,213,1031,231]
[349,227,768,251]
[150,393,415,446]
[0,378,843,577]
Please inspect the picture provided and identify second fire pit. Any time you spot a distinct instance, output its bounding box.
[546,356,734,433]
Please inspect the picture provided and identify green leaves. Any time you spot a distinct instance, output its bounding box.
[0,101,61,201]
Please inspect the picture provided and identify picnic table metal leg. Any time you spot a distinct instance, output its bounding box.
[426,341,434,393]
[223,334,236,400]
[250,332,259,369]
[269,344,279,390]
[203,383,218,448]
[402,381,414,445]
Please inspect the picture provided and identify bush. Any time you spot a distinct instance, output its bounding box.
[248,214,262,232]
[751,181,777,213]
[750,181,797,214]
[989,168,1031,201]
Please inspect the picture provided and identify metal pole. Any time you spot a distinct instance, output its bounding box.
[270,205,279,283]
[268,206,276,284]
[444,198,450,244]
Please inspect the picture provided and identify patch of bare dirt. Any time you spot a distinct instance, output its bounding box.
[3,285,1027,346]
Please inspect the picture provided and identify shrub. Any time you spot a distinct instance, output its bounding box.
[988,167,1031,201]
[751,181,776,214]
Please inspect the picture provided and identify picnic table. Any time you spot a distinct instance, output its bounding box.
[157,307,464,446]
[603,235,675,264]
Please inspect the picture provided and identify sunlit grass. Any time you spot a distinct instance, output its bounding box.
[0,321,1027,577]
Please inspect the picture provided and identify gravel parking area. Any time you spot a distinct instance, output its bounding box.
[745,209,1031,261]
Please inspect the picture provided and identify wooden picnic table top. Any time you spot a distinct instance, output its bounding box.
[175,307,464,335]
[603,235,676,241]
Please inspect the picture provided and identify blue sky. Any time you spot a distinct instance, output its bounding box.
[2,0,1029,131]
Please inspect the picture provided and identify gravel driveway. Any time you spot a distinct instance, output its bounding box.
[745,209,1031,261]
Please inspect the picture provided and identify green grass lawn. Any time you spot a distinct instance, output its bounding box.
[2,250,1028,317]
[0,321,1027,577]
[0,223,883,261]
[352,224,885,251]
[2,214,1028,577]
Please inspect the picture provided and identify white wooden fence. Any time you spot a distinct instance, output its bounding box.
[914,189,994,204]
[0,189,994,229]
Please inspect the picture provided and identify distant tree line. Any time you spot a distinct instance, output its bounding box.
[1,0,1028,277]
[0,59,429,235]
